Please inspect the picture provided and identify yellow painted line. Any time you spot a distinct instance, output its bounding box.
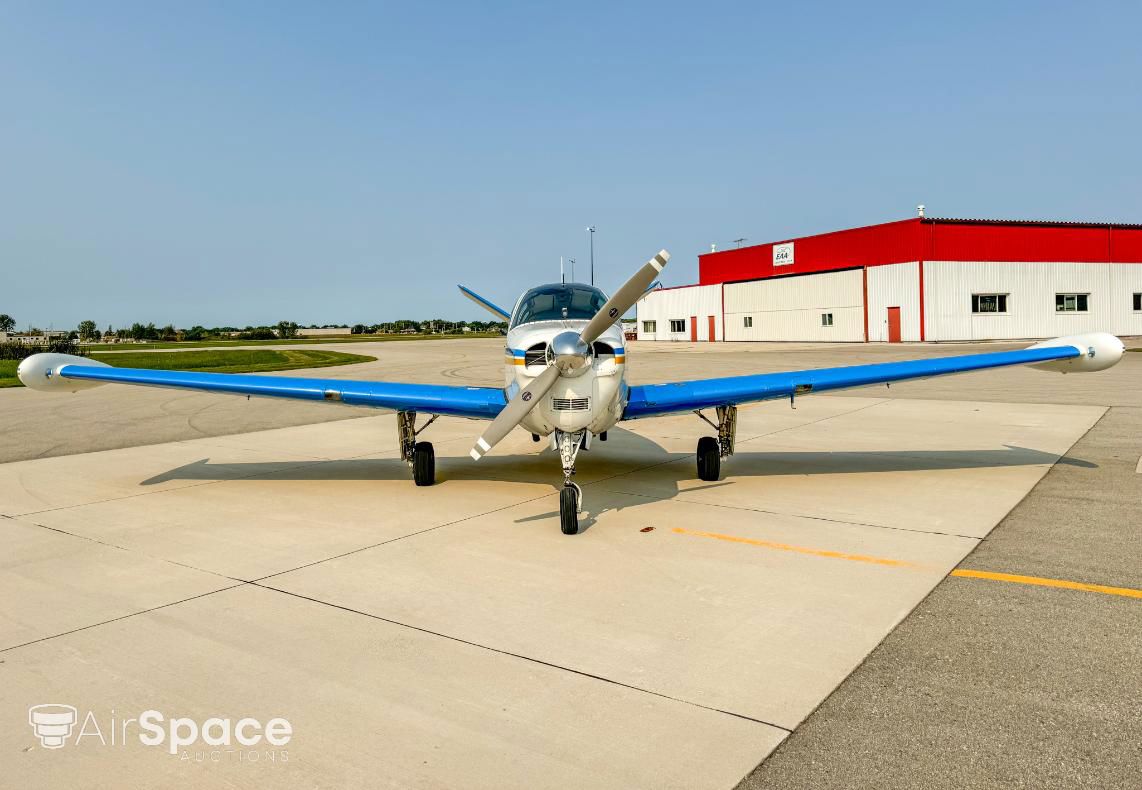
[950,569,1142,599]
[671,527,924,569]
[672,527,1142,600]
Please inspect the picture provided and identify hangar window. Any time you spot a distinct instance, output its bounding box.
[642,320,657,333]
[972,294,1008,314]
[1133,293,1141,311]
[1055,293,1089,313]
[743,316,753,328]
[821,313,834,327]
[669,319,685,333]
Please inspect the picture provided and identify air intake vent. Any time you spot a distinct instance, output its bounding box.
[524,343,548,367]
[552,397,590,411]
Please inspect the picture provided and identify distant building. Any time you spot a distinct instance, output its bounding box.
[636,216,1142,342]
[0,330,68,344]
[296,327,353,337]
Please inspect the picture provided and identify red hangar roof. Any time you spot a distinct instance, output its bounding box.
[698,217,1142,286]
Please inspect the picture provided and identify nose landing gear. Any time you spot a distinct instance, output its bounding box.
[556,429,586,534]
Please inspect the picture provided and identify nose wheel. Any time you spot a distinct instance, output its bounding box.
[559,483,582,535]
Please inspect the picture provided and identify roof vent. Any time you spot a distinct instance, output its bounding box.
[917,204,926,217]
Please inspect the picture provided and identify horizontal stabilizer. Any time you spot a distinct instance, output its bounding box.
[458,285,511,321]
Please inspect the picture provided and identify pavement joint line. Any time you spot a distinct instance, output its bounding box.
[248,489,559,583]
[0,582,248,654]
[254,582,793,734]
[6,514,248,584]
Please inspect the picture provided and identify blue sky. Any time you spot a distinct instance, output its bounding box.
[2,1,1140,328]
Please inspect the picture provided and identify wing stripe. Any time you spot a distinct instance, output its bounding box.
[622,345,1080,419]
[59,365,507,420]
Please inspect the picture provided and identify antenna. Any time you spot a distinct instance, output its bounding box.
[560,256,565,284]
[732,237,747,248]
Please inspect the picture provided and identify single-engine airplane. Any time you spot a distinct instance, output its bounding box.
[19,249,1125,534]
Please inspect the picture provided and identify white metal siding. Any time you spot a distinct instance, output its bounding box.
[724,270,863,341]
[635,284,723,341]
[1109,264,1142,336]
[866,262,921,342]
[922,261,1142,341]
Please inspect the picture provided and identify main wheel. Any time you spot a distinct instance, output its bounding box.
[696,436,721,481]
[413,441,435,486]
[559,485,579,535]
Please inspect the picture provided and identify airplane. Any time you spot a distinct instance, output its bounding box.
[18,250,1125,535]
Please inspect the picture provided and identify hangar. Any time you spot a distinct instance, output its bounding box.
[637,216,1142,342]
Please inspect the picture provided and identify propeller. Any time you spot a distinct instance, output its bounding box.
[469,249,670,460]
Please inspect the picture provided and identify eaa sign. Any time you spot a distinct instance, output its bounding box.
[773,242,794,267]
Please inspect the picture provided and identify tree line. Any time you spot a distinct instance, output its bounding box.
[1,313,506,343]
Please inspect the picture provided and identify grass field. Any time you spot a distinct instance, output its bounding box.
[81,333,502,352]
[0,348,375,388]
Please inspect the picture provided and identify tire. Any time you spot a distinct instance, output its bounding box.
[559,485,579,535]
[413,441,435,486]
[696,436,721,481]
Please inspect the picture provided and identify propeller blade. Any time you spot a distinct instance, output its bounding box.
[469,363,561,460]
[579,250,669,345]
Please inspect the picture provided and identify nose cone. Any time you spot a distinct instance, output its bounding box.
[551,330,590,372]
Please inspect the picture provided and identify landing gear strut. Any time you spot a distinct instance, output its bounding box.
[695,405,737,482]
[556,429,585,534]
[398,411,439,486]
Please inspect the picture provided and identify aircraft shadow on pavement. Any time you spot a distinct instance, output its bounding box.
[140,424,1095,528]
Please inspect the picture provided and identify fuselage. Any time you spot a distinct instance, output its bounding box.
[502,284,628,437]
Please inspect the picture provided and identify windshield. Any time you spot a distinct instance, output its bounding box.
[511,284,608,328]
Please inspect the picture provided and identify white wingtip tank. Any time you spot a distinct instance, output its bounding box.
[1029,332,1125,373]
[16,353,111,392]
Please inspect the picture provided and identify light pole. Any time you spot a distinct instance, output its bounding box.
[587,226,596,285]
[569,258,576,282]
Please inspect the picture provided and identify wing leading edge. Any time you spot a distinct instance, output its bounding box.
[622,344,1084,420]
[57,365,507,419]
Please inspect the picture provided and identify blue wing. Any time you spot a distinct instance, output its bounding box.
[58,365,506,419]
[622,345,1080,420]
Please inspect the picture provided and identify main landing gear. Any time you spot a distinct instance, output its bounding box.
[694,405,737,482]
[398,411,439,486]
[556,429,587,535]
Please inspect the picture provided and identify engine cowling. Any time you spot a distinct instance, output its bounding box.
[1028,332,1124,373]
[17,353,111,392]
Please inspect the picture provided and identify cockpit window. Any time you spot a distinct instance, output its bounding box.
[511,284,609,328]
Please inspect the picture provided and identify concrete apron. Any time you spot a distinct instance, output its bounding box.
[0,395,1105,789]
